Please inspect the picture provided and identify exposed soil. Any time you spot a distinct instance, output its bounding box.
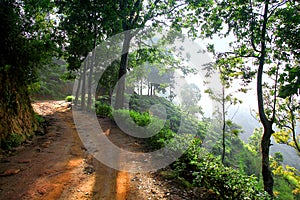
[0,100,214,200]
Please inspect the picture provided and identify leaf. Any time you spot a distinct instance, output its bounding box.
[278,85,297,98]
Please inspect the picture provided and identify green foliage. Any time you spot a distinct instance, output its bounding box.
[129,111,151,126]
[279,66,300,98]
[273,176,296,200]
[0,0,56,80]
[65,95,74,102]
[149,127,176,149]
[190,0,300,194]
[248,128,263,155]
[272,158,300,198]
[170,138,271,200]
[96,61,120,98]
[30,60,73,100]
[129,94,206,137]
[95,102,112,118]
[34,113,45,124]
[114,95,278,198]
[273,152,284,165]
[180,83,202,115]
[2,133,24,150]
[112,108,176,149]
[273,95,300,153]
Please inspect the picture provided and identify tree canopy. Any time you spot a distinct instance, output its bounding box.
[0,0,299,197]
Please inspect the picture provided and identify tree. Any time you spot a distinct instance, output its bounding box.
[180,83,202,116]
[275,65,300,154]
[110,0,188,109]
[57,0,111,110]
[0,0,56,147]
[205,85,241,164]
[191,0,300,195]
[248,128,264,156]
[29,58,72,99]
[273,96,300,154]
[204,60,242,164]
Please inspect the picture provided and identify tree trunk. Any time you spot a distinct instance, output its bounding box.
[87,50,95,112]
[221,85,226,164]
[288,97,300,153]
[257,0,274,196]
[87,21,98,112]
[115,31,132,109]
[261,122,274,196]
[0,71,37,148]
[74,68,83,106]
[81,58,87,110]
[140,79,143,95]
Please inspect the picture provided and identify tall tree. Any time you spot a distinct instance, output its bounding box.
[0,0,55,147]
[57,0,110,110]
[110,0,188,109]
[190,0,300,195]
[204,63,242,164]
[180,83,202,116]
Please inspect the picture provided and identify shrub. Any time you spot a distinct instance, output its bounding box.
[65,95,74,102]
[171,139,271,200]
[111,106,270,199]
[95,102,112,117]
[129,111,151,126]
[112,109,175,146]
[148,127,176,149]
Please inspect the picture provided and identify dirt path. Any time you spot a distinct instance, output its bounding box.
[0,101,131,200]
[0,100,211,200]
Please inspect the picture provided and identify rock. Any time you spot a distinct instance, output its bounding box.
[37,187,47,195]
[1,168,21,176]
[41,141,51,148]
[83,166,95,175]
[18,159,31,163]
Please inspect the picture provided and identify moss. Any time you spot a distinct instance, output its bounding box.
[1,133,24,150]
[34,113,45,124]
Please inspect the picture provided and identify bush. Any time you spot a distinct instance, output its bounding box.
[111,106,270,199]
[95,102,112,117]
[171,139,271,200]
[65,95,74,102]
[129,111,151,126]
[112,109,175,146]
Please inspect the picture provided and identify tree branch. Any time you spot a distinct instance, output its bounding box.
[257,0,271,126]
[267,0,288,19]
[250,0,261,53]
[221,51,259,59]
[287,96,300,153]
[271,64,280,122]
[145,2,186,23]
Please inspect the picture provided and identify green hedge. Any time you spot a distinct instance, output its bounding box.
[95,102,112,117]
